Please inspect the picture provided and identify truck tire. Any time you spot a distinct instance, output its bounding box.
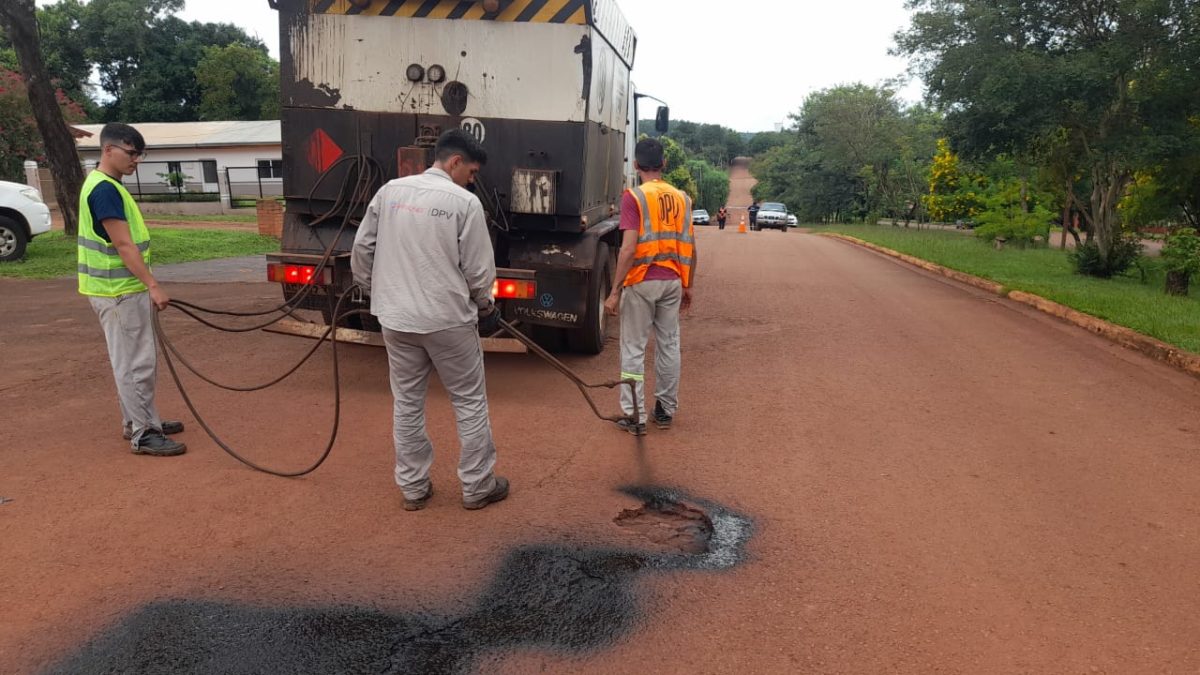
[566,242,612,354]
[0,216,29,262]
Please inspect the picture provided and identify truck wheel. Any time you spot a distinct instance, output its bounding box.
[0,216,29,262]
[566,242,612,354]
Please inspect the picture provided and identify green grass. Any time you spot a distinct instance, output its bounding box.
[0,228,279,280]
[144,213,259,223]
[816,224,1200,354]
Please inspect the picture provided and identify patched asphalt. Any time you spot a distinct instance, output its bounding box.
[48,488,752,675]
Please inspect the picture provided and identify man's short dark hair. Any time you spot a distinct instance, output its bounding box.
[635,138,664,171]
[99,123,145,152]
[434,129,487,165]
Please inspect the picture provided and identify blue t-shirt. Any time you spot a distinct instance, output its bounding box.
[87,181,126,243]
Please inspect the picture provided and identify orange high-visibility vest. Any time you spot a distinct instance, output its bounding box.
[623,180,695,288]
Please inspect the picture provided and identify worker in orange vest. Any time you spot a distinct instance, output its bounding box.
[603,138,696,435]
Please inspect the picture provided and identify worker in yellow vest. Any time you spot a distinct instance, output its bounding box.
[604,138,696,435]
[77,123,186,456]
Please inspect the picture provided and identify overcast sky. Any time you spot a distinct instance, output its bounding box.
[48,0,925,132]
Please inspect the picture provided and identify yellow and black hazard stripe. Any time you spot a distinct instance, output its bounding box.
[309,0,589,24]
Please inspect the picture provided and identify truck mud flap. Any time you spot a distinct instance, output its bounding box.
[505,268,590,329]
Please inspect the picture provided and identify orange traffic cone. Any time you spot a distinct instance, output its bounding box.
[738,216,747,233]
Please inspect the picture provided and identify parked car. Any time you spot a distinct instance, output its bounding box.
[692,208,710,226]
[0,180,52,262]
[787,214,798,227]
[756,202,789,231]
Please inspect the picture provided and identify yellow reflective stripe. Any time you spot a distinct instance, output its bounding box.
[631,187,652,234]
[532,0,564,22]
[462,2,488,19]
[78,264,137,279]
[431,3,458,19]
[638,229,694,244]
[562,5,585,23]
[77,237,149,256]
[311,0,588,23]
[633,253,693,268]
[620,372,644,382]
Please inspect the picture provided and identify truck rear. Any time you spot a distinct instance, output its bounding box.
[266,0,664,353]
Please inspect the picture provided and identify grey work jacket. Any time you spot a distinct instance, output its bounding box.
[351,168,496,334]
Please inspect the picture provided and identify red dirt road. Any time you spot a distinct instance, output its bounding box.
[4,224,1200,672]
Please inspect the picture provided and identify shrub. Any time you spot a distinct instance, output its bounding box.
[1161,227,1200,295]
[972,180,1053,246]
[1071,237,1143,278]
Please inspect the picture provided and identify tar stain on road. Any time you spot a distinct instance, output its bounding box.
[48,487,752,675]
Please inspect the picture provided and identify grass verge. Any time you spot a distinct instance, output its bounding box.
[0,229,279,280]
[144,213,259,223]
[817,224,1200,354]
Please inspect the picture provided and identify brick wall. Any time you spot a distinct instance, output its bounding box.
[257,199,283,238]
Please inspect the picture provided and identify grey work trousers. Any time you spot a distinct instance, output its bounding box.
[619,279,683,424]
[382,324,498,501]
[88,291,163,447]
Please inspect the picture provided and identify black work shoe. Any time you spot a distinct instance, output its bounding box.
[404,484,434,512]
[616,418,647,436]
[132,432,187,457]
[463,476,509,511]
[652,401,673,430]
[124,420,184,440]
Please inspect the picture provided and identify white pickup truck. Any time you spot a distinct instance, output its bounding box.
[0,180,52,262]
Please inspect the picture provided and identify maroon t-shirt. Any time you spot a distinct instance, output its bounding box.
[620,190,680,281]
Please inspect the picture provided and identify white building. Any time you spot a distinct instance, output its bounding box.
[73,120,282,212]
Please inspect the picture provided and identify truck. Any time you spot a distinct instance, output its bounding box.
[264,0,668,354]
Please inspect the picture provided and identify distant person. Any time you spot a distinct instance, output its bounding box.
[748,200,760,231]
[78,122,187,457]
[604,138,696,435]
[717,206,728,230]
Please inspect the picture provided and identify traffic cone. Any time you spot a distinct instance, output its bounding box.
[738,216,747,233]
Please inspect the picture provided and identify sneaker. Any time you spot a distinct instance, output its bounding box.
[403,484,434,512]
[463,476,509,511]
[652,401,673,430]
[124,420,184,440]
[616,418,647,436]
[132,432,187,457]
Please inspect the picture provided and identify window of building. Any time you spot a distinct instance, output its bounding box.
[257,159,283,179]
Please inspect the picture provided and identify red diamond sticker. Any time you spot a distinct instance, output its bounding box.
[307,128,344,174]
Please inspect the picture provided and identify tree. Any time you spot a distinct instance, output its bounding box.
[685,158,730,214]
[747,131,788,156]
[0,1,91,107]
[924,138,982,223]
[196,43,280,121]
[0,1,85,235]
[81,0,182,116]
[896,0,1200,274]
[0,67,86,183]
[749,85,940,224]
[77,0,268,122]
[107,16,267,122]
[659,136,697,199]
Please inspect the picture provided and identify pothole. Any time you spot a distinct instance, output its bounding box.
[613,498,714,554]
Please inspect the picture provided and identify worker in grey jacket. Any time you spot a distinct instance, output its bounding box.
[351,129,509,512]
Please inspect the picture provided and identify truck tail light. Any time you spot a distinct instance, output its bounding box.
[492,278,536,300]
[267,263,332,285]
